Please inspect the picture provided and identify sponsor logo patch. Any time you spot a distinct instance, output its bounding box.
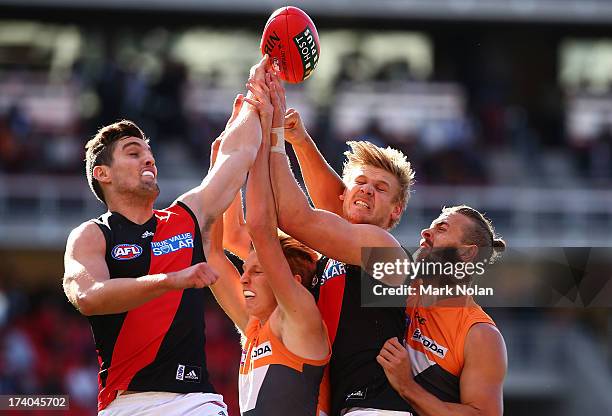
[151,232,194,256]
[346,387,367,400]
[176,364,201,383]
[111,244,143,260]
[321,259,346,285]
[176,364,185,381]
[141,230,154,239]
[293,26,319,80]
[251,341,273,360]
[412,328,448,358]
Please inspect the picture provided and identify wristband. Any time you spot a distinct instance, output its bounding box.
[271,127,286,154]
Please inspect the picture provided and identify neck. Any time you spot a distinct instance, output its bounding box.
[106,194,155,225]
[256,314,271,326]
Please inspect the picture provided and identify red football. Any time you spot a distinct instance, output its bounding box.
[260,6,321,83]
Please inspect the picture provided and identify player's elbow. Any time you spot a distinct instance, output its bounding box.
[246,219,276,242]
[74,291,100,316]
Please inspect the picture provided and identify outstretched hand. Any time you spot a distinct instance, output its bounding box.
[243,79,274,144]
[284,108,309,147]
[266,71,287,131]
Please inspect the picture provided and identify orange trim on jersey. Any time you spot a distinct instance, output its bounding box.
[240,319,331,374]
[406,296,495,377]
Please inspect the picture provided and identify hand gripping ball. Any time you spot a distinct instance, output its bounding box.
[260,6,321,83]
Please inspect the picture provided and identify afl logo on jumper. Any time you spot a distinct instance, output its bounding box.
[151,233,194,256]
[111,244,143,260]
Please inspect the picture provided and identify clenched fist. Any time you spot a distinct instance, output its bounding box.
[166,262,219,290]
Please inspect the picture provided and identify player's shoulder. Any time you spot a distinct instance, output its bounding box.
[355,222,402,246]
[66,219,105,248]
[466,322,505,351]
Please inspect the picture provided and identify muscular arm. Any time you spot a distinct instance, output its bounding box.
[268,79,401,266]
[207,212,249,333]
[63,222,217,316]
[270,151,400,266]
[245,82,326,355]
[178,104,261,232]
[222,188,251,260]
[178,57,270,232]
[378,325,507,416]
[284,108,345,215]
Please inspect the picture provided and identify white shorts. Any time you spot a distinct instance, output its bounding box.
[98,392,228,416]
[341,408,414,416]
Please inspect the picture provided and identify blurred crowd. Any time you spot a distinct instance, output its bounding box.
[1,27,612,188]
[0,280,242,416]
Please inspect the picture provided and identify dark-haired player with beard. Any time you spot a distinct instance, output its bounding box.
[377,205,507,416]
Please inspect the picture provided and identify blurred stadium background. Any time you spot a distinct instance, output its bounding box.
[0,0,611,414]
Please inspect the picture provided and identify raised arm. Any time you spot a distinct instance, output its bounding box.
[268,77,401,266]
[222,189,251,260]
[207,207,249,333]
[63,222,218,316]
[244,78,325,336]
[284,108,345,215]
[204,138,249,332]
[377,325,507,416]
[178,56,270,232]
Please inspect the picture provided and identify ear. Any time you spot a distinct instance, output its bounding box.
[389,202,402,224]
[293,274,303,285]
[93,165,111,184]
[339,191,346,201]
[458,244,478,263]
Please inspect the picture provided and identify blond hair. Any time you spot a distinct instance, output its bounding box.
[342,141,415,228]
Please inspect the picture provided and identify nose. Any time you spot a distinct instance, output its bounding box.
[421,228,432,240]
[359,183,374,196]
[144,151,155,167]
[240,272,250,285]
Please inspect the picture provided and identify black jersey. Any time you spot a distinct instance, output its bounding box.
[89,201,215,411]
[313,257,414,416]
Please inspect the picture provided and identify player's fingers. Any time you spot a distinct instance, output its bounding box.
[388,337,404,352]
[242,97,261,110]
[248,78,268,94]
[204,265,219,282]
[270,71,286,96]
[246,82,269,102]
[376,354,390,368]
[378,347,395,362]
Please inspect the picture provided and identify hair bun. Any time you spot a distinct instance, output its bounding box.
[492,238,506,251]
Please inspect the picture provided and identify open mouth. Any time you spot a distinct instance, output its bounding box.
[354,200,370,209]
[243,290,255,299]
[142,171,155,178]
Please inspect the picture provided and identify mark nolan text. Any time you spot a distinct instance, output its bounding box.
[372,284,493,297]
[420,284,493,296]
